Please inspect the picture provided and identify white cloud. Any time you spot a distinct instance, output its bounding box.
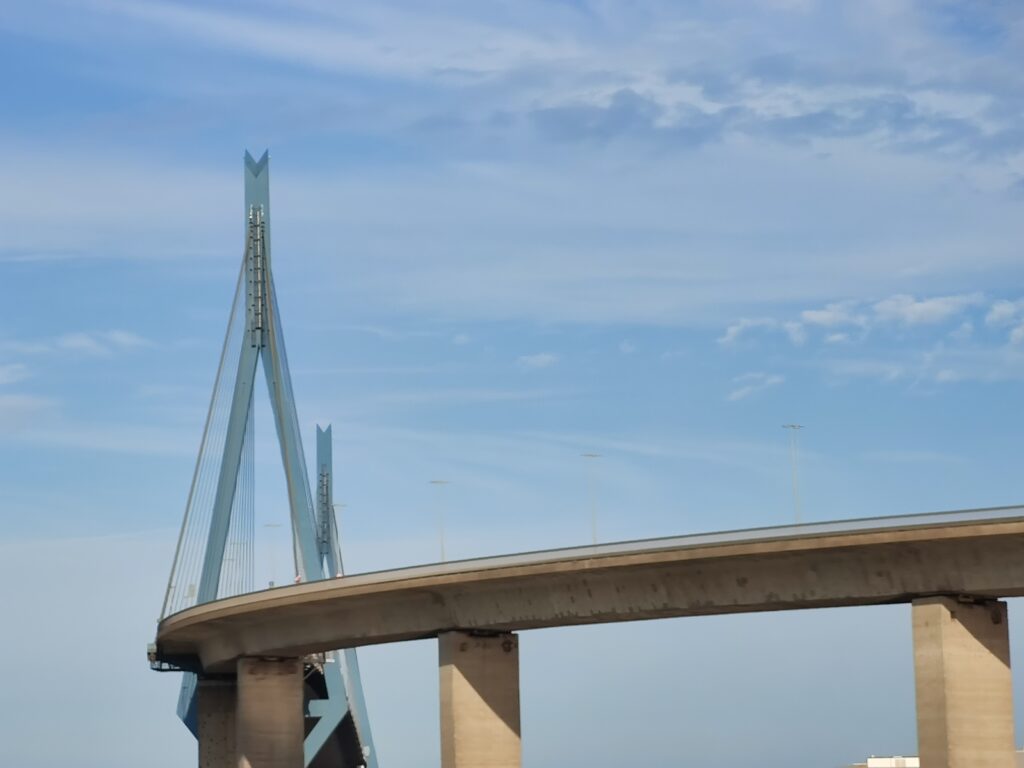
[0,339,50,355]
[948,321,973,341]
[718,318,806,347]
[872,293,983,326]
[57,332,109,356]
[517,352,559,369]
[717,318,777,345]
[864,449,966,465]
[986,299,1023,327]
[56,330,153,357]
[825,358,906,382]
[371,388,558,406]
[724,292,1024,360]
[104,330,151,349]
[452,333,471,346]
[800,301,866,328]
[619,340,635,355]
[0,363,30,385]
[92,0,580,82]
[726,372,784,401]
[823,340,1024,385]
[0,393,55,429]
[782,321,806,346]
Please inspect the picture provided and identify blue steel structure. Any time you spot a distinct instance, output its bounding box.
[158,151,376,768]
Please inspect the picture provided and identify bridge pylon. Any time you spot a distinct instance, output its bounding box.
[156,151,376,768]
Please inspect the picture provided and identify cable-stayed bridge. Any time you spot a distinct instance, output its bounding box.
[155,151,374,768]
[152,153,1024,768]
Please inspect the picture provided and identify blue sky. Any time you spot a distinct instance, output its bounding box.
[2,1,1024,766]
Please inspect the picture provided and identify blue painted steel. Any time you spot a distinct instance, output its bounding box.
[316,425,340,575]
[193,215,262,602]
[167,151,377,766]
[260,295,321,581]
[309,425,379,768]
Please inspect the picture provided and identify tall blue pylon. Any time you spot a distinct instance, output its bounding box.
[159,151,377,768]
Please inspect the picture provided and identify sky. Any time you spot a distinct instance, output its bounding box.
[1,1,1024,766]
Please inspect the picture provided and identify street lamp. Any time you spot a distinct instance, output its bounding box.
[262,522,283,587]
[429,480,450,562]
[782,425,804,524]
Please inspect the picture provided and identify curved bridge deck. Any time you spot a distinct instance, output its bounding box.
[155,505,1024,673]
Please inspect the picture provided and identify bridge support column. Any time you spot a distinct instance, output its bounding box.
[198,677,236,768]
[913,597,1015,768]
[439,631,521,768]
[236,657,304,768]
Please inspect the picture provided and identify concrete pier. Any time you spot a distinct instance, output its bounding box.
[913,597,1015,768]
[439,631,521,768]
[236,657,304,768]
[197,677,236,768]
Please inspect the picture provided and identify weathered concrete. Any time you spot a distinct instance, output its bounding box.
[913,597,1015,768]
[236,658,304,768]
[197,677,236,768]
[154,515,1024,671]
[439,631,520,768]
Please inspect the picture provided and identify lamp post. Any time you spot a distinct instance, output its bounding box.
[429,480,450,562]
[262,522,283,587]
[782,425,804,524]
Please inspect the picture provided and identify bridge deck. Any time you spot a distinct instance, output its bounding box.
[154,505,1024,673]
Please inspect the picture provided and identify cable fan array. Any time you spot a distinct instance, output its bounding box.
[161,260,256,620]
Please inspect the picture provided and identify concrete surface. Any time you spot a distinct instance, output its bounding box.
[198,677,236,768]
[154,512,1024,671]
[236,658,304,768]
[913,597,1016,768]
[439,631,521,768]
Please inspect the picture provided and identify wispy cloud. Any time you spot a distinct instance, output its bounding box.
[984,299,1024,345]
[825,358,907,382]
[718,318,806,347]
[823,341,1024,385]
[87,0,579,81]
[0,394,57,429]
[336,324,440,341]
[801,301,867,329]
[12,420,198,456]
[56,330,153,357]
[0,364,31,385]
[872,293,984,326]
[782,321,806,346]
[948,321,973,341]
[718,318,778,346]
[724,292,1011,355]
[864,449,967,465]
[727,372,784,401]
[1,330,153,358]
[370,388,559,406]
[517,352,559,370]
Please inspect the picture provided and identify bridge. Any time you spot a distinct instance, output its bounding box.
[151,153,1021,768]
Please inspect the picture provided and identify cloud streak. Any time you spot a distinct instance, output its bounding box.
[517,352,559,370]
[727,372,784,401]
